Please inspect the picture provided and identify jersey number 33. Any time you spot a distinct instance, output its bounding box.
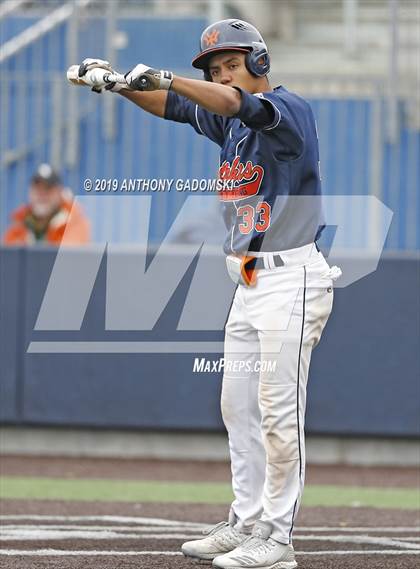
[237,201,271,234]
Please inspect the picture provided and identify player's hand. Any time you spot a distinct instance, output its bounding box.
[125,64,173,91]
[78,58,124,93]
[78,58,114,77]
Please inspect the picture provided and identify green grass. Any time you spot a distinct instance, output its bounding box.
[1,476,419,510]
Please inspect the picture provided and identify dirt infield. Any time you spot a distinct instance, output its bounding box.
[1,455,419,487]
[0,457,419,568]
[1,500,419,569]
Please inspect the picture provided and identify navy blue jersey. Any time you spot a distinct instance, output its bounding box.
[165,85,324,254]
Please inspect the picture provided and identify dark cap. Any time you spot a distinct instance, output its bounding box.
[31,163,62,187]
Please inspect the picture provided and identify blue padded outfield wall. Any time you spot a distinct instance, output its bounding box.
[0,246,419,438]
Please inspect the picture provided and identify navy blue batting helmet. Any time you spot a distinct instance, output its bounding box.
[192,19,270,81]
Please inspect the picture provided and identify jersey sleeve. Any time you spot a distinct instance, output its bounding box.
[233,87,304,159]
[164,91,225,147]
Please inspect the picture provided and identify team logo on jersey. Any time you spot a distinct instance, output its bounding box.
[204,29,220,47]
[218,156,264,201]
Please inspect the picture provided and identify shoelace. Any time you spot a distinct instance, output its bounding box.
[202,522,244,549]
[240,535,277,555]
[217,527,243,547]
[203,521,229,536]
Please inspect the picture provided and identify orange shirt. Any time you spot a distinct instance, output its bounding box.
[2,199,91,246]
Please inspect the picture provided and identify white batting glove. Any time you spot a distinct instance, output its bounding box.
[125,64,173,91]
[78,58,126,93]
[78,58,113,74]
[81,68,109,88]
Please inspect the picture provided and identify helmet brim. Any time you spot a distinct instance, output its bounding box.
[192,46,250,70]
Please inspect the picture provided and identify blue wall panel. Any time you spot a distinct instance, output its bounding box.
[307,257,420,436]
[117,18,206,72]
[0,247,418,436]
[0,16,38,44]
[22,353,224,429]
[0,248,21,421]
[18,247,224,429]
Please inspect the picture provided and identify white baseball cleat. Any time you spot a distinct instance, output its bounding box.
[182,521,249,561]
[212,521,298,569]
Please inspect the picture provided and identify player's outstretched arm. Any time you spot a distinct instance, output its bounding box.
[124,64,241,117]
[119,76,240,119]
[67,60,241,118]
[170,76,241,116]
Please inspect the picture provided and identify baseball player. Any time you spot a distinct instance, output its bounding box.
[76,18,341,569]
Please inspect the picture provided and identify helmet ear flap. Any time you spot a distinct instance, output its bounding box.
[245,48,270,77]
[204,70,212,81]
[244,51,254,75]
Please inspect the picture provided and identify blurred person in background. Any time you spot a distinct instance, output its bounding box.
[2,164,90,246]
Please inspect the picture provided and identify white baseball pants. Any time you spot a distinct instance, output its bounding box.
[222,243,338,544]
